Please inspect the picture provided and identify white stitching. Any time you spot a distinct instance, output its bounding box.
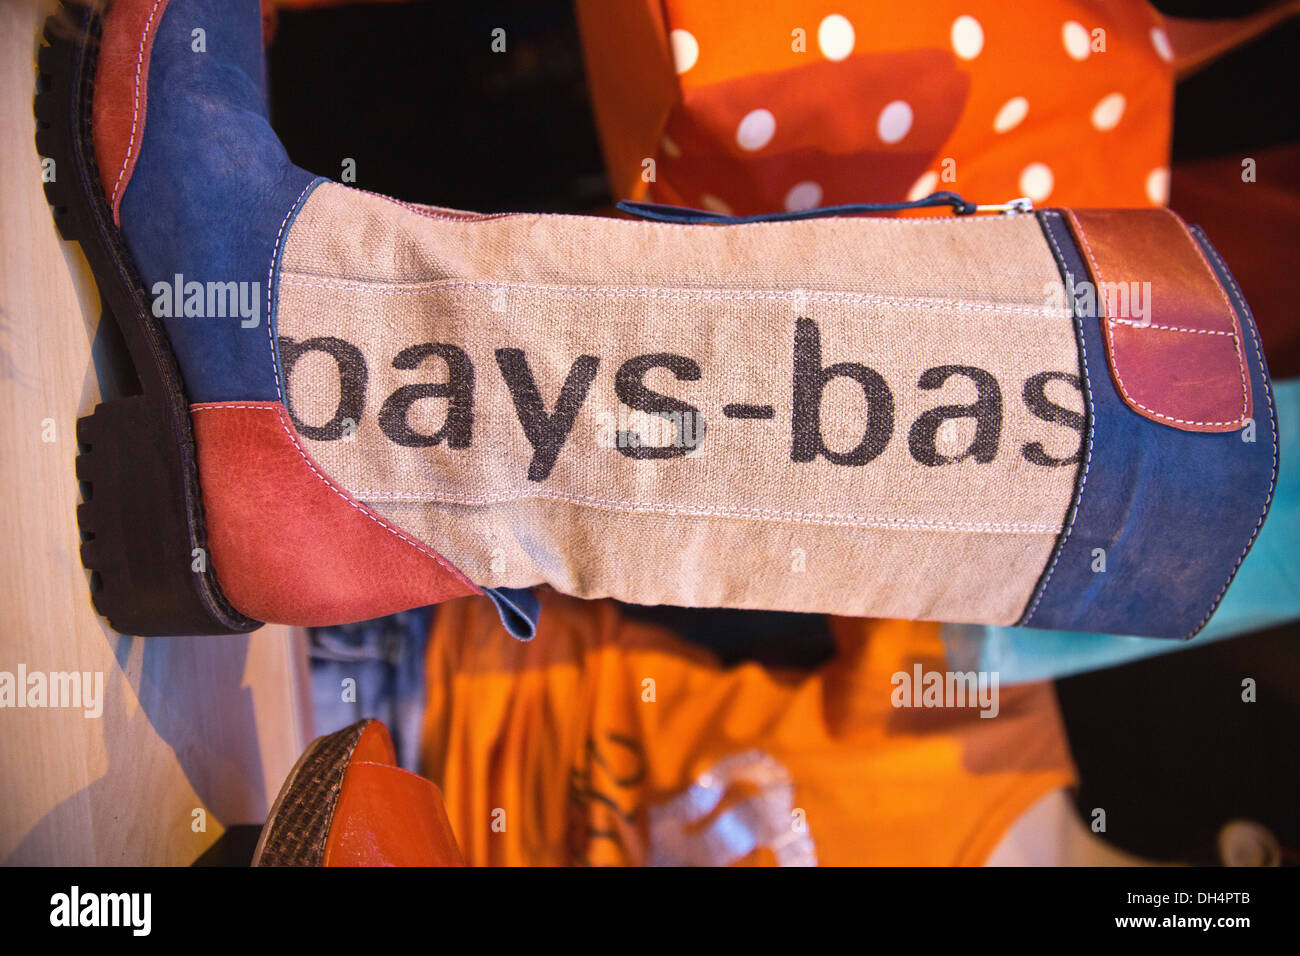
[345,486,1061,534]
[193,405,1063,534]
[1163,207,1252,423]
[190,402,477,589]
[1021,212,1094,626]
[1065,208,1249,428]
[109,0,166,212]
[1182,234,1278,640]
[267,180,319,401]
[1110,318,1234,336]
[278,274,1072,318]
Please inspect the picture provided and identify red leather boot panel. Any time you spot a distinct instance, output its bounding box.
[92,0,171,223]
[190,401,478,625]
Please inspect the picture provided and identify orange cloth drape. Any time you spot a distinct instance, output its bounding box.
[423,590,1076,866]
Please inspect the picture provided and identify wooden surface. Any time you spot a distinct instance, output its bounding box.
[0,0,312,866]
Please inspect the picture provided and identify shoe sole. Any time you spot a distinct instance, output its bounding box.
[251,720,372,866]
[34,1,260,636]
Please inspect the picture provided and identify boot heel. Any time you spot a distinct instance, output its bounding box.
[76,397,255,635]
[37,2,258,635]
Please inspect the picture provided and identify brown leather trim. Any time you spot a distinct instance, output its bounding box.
[1064,207,1251,433]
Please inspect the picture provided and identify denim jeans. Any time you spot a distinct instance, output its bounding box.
[308,607,434,771]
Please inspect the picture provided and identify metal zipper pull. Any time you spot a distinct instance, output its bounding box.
[972,197,1035,215]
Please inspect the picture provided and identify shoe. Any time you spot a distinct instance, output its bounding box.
[36,0,1274,640]
[254,719,464,866]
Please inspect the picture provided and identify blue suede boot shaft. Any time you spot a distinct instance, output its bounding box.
[118,0,321,402]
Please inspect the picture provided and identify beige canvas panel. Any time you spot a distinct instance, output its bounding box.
[276,183,1081,624]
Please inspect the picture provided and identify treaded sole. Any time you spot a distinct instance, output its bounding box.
[34,0,260,636]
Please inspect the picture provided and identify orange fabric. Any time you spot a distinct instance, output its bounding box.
[190,401,477,625]
[576,0,1175,213]
[422,590,1077,866]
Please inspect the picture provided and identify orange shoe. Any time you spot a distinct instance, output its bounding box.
[254,719,464,867]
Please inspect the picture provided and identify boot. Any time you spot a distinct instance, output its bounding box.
[36,0,1275,639]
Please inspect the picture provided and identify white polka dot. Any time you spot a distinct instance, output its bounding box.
[784,181,824,211]
[1062,21,1090,60]
[1091,92,1126,131]
[736,109,776,151]
[993,96,1029,133]
[951,15,984,60]
[700,194,733,215]
[670,29,699,74]
[1019,162,1054,202]
[1150,26,1174,63]
[1145,167,1170,205]
[661,135,682,159]
[818,14,855,61]
[876,100,913,144]
[907,171,940,202]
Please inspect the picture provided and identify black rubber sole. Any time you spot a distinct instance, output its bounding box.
[34,1,260,636]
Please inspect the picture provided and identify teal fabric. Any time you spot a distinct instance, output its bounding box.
[944,378,1298,684]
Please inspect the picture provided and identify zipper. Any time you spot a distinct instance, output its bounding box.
[973,197,1036,215]
[616,192,1034,224]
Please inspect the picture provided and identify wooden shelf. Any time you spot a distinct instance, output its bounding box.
[0,0,311,866]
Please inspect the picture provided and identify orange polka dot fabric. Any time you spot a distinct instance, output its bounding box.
[576,1,1176,214]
